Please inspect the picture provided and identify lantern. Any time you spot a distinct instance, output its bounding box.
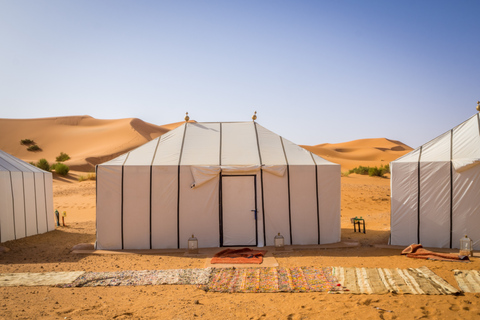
[188,234,198,254]
[274,233,285,251]
[459,235,473,257]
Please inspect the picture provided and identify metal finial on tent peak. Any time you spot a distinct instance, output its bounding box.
[252,111,257,121]
[477,101,480,112]
[185,112,190,122]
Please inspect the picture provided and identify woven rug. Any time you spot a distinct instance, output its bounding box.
[200,267,342,293]
[453,270,480,292]
[335,266,459,295]
[200,266,459,294]
[0,271,85,287]
[61,268,212,288]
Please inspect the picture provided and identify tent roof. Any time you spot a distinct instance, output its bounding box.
[0,149,46,173]
[101,122,338,167]
[393,113,480,170]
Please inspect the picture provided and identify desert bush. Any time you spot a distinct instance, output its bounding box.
[348,166,370,175]
[20,139,34,145]
[341,171,350,177]
[349,165,390,178]
[54,163,69,176]
[36,159,50,172]
[27,144,41,151]
[78,173,96,182]
[56,152,70,162]
[368,166,382,177]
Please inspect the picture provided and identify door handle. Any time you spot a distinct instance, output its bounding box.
[251,209,257,220]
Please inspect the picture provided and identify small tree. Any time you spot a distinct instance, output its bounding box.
[56,152,70,162]
[54,163,69,176]
[36,158,50,172]
[20,139,35,145]
[27,145,41,151]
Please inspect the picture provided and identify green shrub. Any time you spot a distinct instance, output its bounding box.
[54,163,69,176]
[348,166,370,175]
[56,152,70,162]
[348,164,390,178]
[78,175,87,182]
[50,163,57,170]
[368,167,382,177]
[36,159,50,172]
[27,144,41,151]
[20,139,34,145]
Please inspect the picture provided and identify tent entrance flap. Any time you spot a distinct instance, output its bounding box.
[221,175,257,247]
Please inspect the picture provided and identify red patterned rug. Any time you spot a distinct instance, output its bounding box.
[210,248,267,264]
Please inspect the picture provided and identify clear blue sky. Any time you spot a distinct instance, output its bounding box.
[1,0,479,148]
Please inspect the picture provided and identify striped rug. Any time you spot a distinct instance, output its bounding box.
[201,266,459,294]
[335,266,459,295]
[453,270,480,293]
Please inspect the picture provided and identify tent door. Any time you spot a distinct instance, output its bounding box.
[221,175,257,247]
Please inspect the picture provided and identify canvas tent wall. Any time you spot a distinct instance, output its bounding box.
[391,113,480,249]
[0,150,54,243]
[96,121,341,250]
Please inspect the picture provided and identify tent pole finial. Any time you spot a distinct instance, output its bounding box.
[252,111,257,121]
[185,112,190,122]
[476,101,480,112]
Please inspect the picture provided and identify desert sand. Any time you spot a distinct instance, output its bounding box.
[1,116,479,319]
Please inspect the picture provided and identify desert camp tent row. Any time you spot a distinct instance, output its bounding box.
[0,150,55,243]
[391,113,480,250]
[96,121,341,250]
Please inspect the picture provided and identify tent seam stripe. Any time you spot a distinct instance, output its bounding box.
[219,123,223,246]
[177,123,188,249]
[449,129,453,249]
[120,152,130,250]
[417,146,422,244]
[33,173,39,234]
[43,174,48,231]
[22,172,27,237]
[9,171,16,240]
[309,152,321,244]
[253,122,266,246]
[149,137,162,250]
[280,137,293,245]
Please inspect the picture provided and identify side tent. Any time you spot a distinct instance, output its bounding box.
[0,150,54,243]
[96,121,341,250]
[391,113,480,249]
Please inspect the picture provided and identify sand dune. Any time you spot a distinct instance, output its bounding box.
[0,116,187,171]
[1,116,411,172]
[302,138,413,171]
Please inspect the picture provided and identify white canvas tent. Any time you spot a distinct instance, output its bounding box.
[96,121,340,250]
[0,150,54,243]
[391,113,480,249]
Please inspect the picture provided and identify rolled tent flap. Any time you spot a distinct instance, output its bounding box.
[190,166,221,188]
[452,158,480,173]
[190,165,286,188]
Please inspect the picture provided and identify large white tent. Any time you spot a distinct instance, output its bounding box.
[0,150,54,243]
[391,113,480,249]
[96,121,341,250]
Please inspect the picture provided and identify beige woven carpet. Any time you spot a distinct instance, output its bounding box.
[453,270,480,292]
[335,266,459,295]
[0,271,85,287]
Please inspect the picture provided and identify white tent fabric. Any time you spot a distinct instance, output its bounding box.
[391,113,480,249]
[96,122,341,250]
[0,150,54,243]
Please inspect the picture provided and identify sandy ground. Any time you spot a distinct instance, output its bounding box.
[1,173,480,319]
